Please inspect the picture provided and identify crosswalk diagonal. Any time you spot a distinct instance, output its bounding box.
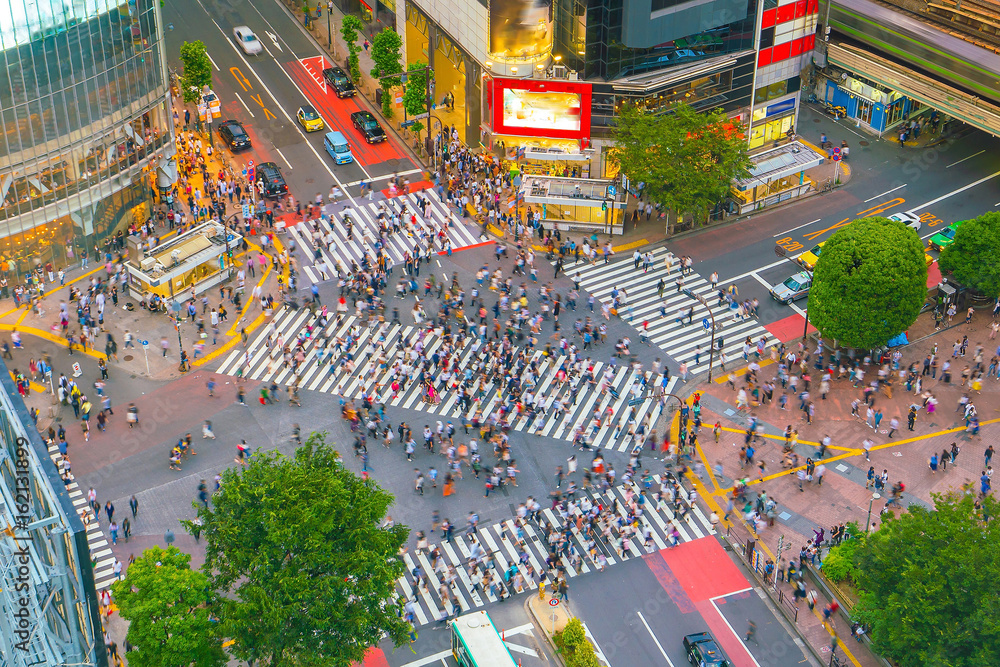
[397,476,715,626]
[560,248,778,375]
[285,189,486,284]
[215,308,678,451]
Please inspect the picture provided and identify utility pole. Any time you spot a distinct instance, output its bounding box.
[327,1,334,56]
[382,64,434,160]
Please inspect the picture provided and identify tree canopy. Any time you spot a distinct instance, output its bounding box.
[193,435,409,667]
[179,41,213,105]
[938,211,1000,298]
[369,29,403,117]
[111,546,225,667]
[808,216,927,348]
[402,61,431,136]
[608,103,752,231]
[852,493,1000,667]
[340,14,364,81]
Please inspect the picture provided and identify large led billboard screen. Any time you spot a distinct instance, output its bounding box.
[491,78,591,140]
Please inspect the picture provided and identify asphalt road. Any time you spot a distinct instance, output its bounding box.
[163,0,418,204]
[670,106,1000,336]
[571,537,815,667]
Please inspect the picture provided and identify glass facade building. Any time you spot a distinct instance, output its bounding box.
[0,0,174,278]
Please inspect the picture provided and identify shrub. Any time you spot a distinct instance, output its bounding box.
[822,537,862,583]
[554,618,600,667]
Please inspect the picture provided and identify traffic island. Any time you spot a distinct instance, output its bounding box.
[526,594,605,666]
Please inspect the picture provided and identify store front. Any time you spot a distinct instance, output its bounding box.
[521,175,626,235]
[748,96,797,150]
[494,137,594,178]
[730,141,824,214]
[824,77,915,136]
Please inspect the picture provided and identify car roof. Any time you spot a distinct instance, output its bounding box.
[258,161,280,173]
[787,271,811,282]
[325,130,347,141]
[353,110,374,119]
[300,105,316,113]
[328,67,346,74]
[234,25,252,32]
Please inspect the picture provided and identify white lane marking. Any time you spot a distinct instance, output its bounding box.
[235,94,256,118]
[945,150,984,169]
[718,257,788,285]
[501,623,535,637]
[636,611,675,667]
[274,146,293,169]
[342,167,424,187]
[398,649,452,667]
[864,184,906,202]
[505,642,539,658]
[581,622,612,666]
[205,50,221,71]
[709,590,763,667]
[914,169,1000,212]
[773,219,819,237]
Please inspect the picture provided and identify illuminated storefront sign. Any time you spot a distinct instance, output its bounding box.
[489,0,553,59]
[491,78,591,140]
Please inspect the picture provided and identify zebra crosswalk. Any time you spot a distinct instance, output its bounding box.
[46,449,119,593]
[215,307,679,452]
[284,189,485,284]
[562,247,778,375]
[397,476,715,626]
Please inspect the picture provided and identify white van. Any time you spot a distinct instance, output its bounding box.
[323,131,353,165]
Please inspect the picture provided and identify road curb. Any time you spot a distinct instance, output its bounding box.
[524,594,570,667]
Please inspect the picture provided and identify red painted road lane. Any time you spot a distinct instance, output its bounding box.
[926,260,940,288]
[356,646,390,667]
[765,312,817,343]
[380,180,433,198]
[287,57,413,169]
[648,537,760,666]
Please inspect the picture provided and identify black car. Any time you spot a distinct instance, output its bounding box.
[323,67,356,98]
[350,110,386,144]
[218,120,251,151]
[255,162,288,199]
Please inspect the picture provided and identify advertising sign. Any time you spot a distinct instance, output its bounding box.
[492,78,591,141]
[489,0,553,59]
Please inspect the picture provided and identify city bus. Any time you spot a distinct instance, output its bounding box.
[451,611,519,667]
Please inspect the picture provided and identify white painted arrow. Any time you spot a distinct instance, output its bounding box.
[266,31,282,52]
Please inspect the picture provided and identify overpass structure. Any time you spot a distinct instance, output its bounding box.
[815,0,1000,136]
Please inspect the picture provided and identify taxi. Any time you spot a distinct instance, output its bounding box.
[296,105,325,132]
[928,220,964,252]
[796,242,824,270]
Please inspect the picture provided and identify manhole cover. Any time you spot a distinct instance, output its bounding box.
[859,140,870,146]
[123,355,133,361]
[813,118,822,122]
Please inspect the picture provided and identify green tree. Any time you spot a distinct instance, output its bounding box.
[808,217,927,348]
[852,493,1000,667]
[179,40,213,105]
[111,546,226,667]
[938,211,1000,298]
[193,435,409,667]
[554,618,601,667]
[340,14,364,81]
[609,103,752,233]
[369,28,403,117]
[402,61,431,136]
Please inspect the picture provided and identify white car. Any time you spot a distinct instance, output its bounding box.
[233,26,262,55]
[887,211,922,232]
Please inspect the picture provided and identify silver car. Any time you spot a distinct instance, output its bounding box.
[234,26,262,55]
[770,271,812,304]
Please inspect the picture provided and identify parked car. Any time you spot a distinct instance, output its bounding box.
[255,161,287,198]
[683,632,731,667]
[887,211,922,231]
[217,120,251,151]
[323,67,356,98]
[928,220,964,252]
[771,271,812,304]
[350,110,386,144]
[233,26,262,55]
[296,105,325,132]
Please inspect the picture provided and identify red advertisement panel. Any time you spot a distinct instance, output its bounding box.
[492,78,592,140]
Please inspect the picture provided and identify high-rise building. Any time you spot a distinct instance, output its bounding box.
[398,0,817,174]
[0,0,176,279]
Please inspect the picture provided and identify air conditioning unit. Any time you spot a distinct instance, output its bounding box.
[170,249,181,265]
[567,70,579,80]
[552,65,567,79]
[140,257,156,271]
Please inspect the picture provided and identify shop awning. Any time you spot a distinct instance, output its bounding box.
[735,141,824,188]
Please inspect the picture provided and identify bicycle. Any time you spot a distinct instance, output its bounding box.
[821,179,834,193]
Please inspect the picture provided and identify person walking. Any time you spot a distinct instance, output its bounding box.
[129,495,138,518]
[907,406,917,431]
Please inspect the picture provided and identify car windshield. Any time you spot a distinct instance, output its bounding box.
[301,108,318,120]
[810,245,821,256]
[229,125,246,137]
[333,72,348,83]
[241,33,256,42]
[943,228,956,239]
[784,279,801,291]
[362,118,378,130]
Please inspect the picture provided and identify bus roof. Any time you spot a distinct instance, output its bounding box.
[452,611,518,667]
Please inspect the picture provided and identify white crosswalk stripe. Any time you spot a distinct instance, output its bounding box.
[398,477,714,626]
[285,189,485,284]
[46,449,120,593]
[215,308,678,451]
[562,247,778,375]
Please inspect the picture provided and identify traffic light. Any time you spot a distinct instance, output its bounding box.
[602,201,608,211]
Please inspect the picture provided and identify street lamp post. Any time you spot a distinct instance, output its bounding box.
[774,244,812,340]
[680,289,718,381]
[866,491,881,532]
